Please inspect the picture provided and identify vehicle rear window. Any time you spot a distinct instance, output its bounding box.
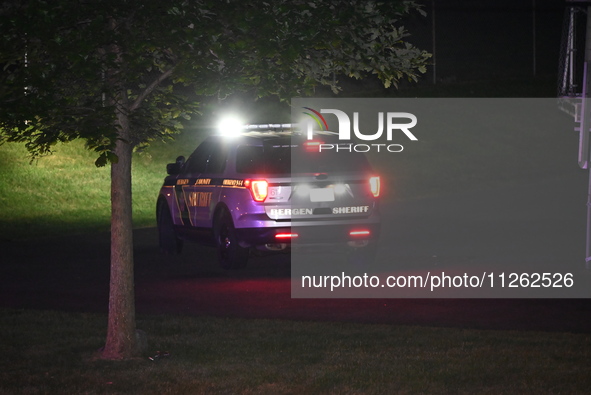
[236,146,291,174]
[236,145,372,174]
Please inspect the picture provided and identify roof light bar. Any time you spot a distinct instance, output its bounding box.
[244,123,293,130]
[217,116,245,137]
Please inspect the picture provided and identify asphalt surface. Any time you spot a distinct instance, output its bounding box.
[2,174,591,333]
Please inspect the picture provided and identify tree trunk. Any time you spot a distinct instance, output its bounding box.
[100,107,139,359]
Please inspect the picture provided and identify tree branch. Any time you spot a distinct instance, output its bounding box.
[130,66,176,112]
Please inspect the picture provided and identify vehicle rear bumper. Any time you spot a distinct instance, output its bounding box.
[235,222,381,247]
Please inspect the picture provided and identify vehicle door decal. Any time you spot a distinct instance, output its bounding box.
[188,191,213,208]
[174,182,191,226]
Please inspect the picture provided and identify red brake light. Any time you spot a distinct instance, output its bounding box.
[369,176,380,198]
[244,179,268,202]
[275,233,298,239]
[304,140,324,152]
[350,230,371,237]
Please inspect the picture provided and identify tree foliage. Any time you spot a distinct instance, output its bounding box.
[1,0,429,161]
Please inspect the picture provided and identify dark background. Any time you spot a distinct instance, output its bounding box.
[407,0,564,84]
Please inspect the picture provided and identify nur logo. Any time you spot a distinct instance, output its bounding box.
[302,107,418,153]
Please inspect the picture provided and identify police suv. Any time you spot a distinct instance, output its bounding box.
[156,124,381,269]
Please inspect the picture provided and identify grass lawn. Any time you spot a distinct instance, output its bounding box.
[1,309,590,394]
[0,131,204,240]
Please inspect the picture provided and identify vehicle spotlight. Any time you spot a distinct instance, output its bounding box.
[217,115,245,137]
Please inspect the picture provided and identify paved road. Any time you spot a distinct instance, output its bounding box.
[2,174,591,333]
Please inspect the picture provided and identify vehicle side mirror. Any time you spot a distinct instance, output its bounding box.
[166,156,185,175]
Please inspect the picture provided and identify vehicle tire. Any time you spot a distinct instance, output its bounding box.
[215,211,249,270]
[157,201,183,254]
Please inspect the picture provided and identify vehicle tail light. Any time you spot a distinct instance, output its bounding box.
[304,140,323,152]
[350,230,371,237]
[244,179,268,202]
[369,176,380,198]
[275,233,298,239]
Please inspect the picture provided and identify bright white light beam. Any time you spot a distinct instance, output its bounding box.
[217,115,245,137]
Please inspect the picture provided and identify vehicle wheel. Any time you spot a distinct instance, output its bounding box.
[215,212,249,270]
[157,201,183,254]
[347,242,378,267]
